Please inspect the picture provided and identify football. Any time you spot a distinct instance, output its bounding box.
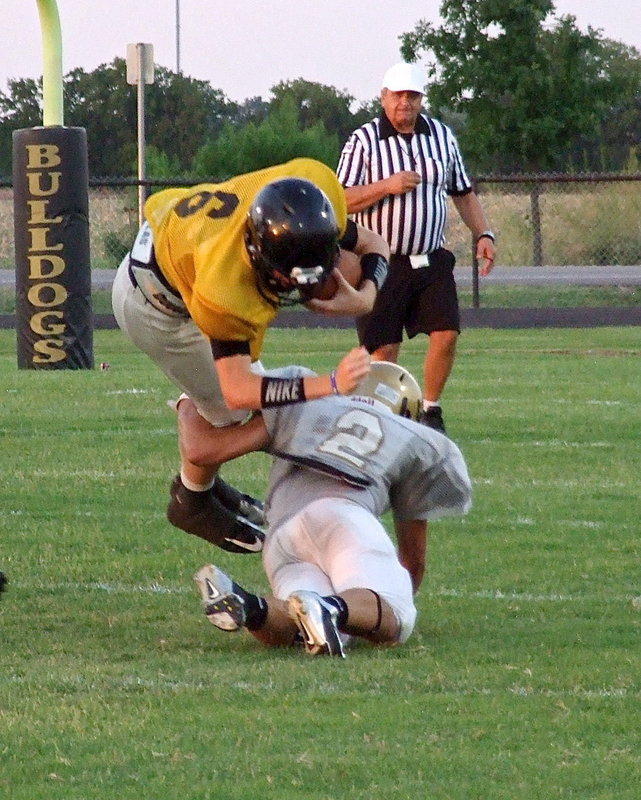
[312,250,362,300]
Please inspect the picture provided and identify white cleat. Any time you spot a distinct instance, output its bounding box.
[193,564,245,631]
[287,591,345,658]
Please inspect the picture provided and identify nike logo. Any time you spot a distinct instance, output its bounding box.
[205,578,221,600]
[224,537,263,552]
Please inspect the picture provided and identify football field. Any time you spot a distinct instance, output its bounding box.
[1,326,639,800]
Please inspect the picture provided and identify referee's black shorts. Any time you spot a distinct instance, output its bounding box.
[356,248,460,352]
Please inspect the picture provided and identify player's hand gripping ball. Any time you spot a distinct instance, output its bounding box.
[311,250,362,300]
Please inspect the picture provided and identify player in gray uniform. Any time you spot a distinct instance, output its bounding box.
[188,362,472,657]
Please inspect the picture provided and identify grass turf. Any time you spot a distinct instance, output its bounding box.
[1,326,640,799]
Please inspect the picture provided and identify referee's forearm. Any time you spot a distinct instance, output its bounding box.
[452,192,491,238]
[344,182,390,214]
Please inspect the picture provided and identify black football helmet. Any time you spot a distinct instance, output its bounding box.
[244,178,340,305]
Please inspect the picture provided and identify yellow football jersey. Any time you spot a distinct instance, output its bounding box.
[144,158,347,360]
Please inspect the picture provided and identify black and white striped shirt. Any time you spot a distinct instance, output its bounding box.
[336,112,472,256]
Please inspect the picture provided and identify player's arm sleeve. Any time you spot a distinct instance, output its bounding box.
[336,134,366,188]
[446,126,473,195]
[391,447,473,522]
[338,219,358,251]
[210,339,250,360]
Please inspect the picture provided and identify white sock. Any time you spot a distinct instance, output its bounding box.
[180,470,215,493]
[422,400,441,411]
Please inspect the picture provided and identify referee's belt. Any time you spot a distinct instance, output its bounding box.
[127,223,189,318]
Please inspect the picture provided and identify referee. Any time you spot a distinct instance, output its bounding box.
[337,62,496,434]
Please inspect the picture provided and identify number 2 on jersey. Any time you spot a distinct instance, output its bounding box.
[317,408,383,469]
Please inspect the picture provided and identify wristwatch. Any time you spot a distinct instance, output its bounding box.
[477,230,495,243]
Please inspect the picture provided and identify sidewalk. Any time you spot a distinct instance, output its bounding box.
[1,265,641,289]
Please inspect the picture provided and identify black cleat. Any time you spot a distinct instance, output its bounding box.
[167,475,264,554]
[213,476,265,526]
[419,405,446,434]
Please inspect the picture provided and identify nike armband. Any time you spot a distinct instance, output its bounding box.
[359,253,389,291]
[260,376,307,408]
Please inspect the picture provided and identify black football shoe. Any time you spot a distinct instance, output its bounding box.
[167,475,264,554]
[419,405,446,434]
[212,476,265,526]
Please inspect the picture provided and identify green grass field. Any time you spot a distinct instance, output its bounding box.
[1,326,640,800]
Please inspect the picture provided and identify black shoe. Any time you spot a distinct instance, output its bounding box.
[419,405,446,434]
[213,476,265,526]
[167,475,265,554]
[0,572,6,595]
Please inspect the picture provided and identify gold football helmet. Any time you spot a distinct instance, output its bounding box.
[351,361,422,421]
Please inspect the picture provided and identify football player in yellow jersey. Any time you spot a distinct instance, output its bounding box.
[112,158,390,554]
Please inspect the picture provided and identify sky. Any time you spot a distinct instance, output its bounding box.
[2,1,640,107]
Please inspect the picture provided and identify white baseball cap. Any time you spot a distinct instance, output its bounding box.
[381,62,425,94]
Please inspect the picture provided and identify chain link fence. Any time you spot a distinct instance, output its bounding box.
[450,174,641,268]
[1,174,640,271]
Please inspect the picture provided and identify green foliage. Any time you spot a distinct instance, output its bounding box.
[3,13,640,178]
[144,145,182,180]
[569,39,641,172]
[63,59,239,176]
[1,327,640,799]
[0,59,240,177]
[400,0,641,173]
[269,78,376,145]
[193,96,340,178]
[0,66,372,179]
[0,77,43,174]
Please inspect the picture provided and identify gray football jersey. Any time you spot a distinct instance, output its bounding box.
[261,392,472,532]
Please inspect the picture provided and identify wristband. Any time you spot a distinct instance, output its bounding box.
[477,230,495,243]
[260,376,307,407]
[330,369,340,395]
[359,252,389,291]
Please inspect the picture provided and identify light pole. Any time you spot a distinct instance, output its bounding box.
[175,0,181,73]
[126,43,155,227]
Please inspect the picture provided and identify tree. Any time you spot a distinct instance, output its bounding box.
[567,39,641,172]
[0,77,42,174]
[400,0,630,173]
[269,78,375,145]
[193,96,340,179]
[0,59,239,177]
[65,59,238,176]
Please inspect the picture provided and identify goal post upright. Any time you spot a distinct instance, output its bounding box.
[37,0,64,126]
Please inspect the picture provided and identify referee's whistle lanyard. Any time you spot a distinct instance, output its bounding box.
[398,136,418,170]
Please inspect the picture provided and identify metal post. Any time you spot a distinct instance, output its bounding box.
[136,44,146,228]
[530,182,542,267]
[176,0,181,73]
[471,234,480,308]
[471,179,480,308]
[127,43,154,228]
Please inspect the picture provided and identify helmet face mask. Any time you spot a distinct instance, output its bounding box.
[350,362,422,421]
[245,178,340,306]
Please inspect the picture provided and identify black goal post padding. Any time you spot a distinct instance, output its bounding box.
[13,126,94,369]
